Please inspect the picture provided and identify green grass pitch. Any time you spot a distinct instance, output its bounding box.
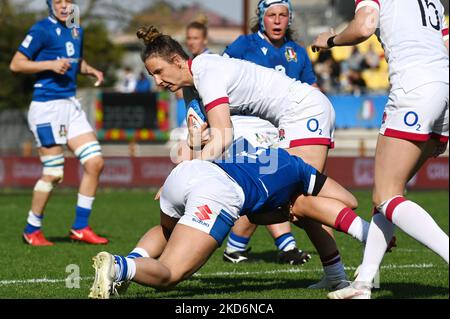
[0,189,448,299]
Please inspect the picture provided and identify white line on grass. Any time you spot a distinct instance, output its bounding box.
[0,263,436,286]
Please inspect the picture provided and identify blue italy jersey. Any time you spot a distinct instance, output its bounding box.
[214,138,318,215]
[18,16,84,102]
[224,32,316,85]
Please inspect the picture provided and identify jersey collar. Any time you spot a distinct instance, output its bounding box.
[188,59,193,75]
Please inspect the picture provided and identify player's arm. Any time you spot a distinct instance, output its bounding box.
[79,59,104,87]
[194,103,233,161]
[312,4,379,52]
[9,51,71,75]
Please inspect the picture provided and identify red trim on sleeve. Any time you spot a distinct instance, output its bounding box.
[205,97,230,113]
[385,196,407,222]
[188,59,193,75]
[443,28,449,37]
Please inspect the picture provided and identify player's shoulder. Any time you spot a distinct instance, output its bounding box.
[192,53,224,69]
[29,17,54,32]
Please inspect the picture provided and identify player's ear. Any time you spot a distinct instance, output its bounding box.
[171,55,184,69]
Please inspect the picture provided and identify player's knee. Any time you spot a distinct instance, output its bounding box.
[75,141,104,174]
[40,154,65,186]
[346,193,358,210]
[291,196,308,218]
[83,155,104,175]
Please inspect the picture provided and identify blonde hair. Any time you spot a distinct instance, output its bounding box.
[136,25,189,62]
[187,14,209,38]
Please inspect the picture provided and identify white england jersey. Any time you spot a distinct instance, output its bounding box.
[355,0,449,91]
[189,54,316,127]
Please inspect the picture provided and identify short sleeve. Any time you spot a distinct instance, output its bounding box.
[192,57,230,113]
[355,0,380,12]
[18,24,47,60]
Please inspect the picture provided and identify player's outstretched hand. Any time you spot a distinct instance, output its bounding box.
[92,69,104,87]
[51,58,72,75]
[311,28,336,53]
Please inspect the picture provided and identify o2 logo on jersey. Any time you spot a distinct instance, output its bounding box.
[65,42,75,57]
[307,118,322,135]
[404,111,421,131]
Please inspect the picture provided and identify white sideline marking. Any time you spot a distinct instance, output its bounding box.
[0,263,436,286]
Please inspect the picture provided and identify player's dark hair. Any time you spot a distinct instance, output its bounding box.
[187,15,209,38]
[137,26,189,63]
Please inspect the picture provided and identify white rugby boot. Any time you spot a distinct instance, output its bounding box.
[89,251,116,299]
[327,281,372,299]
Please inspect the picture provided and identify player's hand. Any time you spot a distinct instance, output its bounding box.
[311,28,336,53]
[154,186,163,200]
[92,69,104,87]
[187,118,209,150]
[51,59,72,75]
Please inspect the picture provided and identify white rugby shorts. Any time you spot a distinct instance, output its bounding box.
[380,82,449,143]
[28,98,94,148]
[278,87,336,149]
[159,160,245,246]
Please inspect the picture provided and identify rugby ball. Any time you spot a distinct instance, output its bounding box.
[186,100,207,129]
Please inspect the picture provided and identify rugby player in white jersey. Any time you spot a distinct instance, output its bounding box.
[312,0,449,299]
[137,26,374,290]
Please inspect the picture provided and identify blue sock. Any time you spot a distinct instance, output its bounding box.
[24,211,43,234]
[72,206,91,230]
[226,232,250,253]
[275,233,297,252]
[114,255,136,282]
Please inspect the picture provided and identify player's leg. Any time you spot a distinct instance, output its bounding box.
[265,221,311,265]
[23,145,65,246]
[291,181,367,244]
[223,216,258,263]
[67,131,107,244]
[360,136,449,282]
[129,210,179,259]
[24,101,66,246]
[90,173,242,298]
[287,144,349,288]
[134,224,218,288]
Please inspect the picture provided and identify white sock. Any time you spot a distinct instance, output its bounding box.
[356,212,395,283]
[348,217,370,243]
[114,256,137,282]
[384,196,449,263]
[27,211,43,227]
[127,247,150,259]
[77,193,95,209]
[335,208,369,243]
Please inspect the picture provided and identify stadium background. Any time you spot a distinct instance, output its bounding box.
[0,0,448,300]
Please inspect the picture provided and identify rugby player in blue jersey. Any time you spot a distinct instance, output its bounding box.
[89,139,369,299]
[10,0,107,245]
